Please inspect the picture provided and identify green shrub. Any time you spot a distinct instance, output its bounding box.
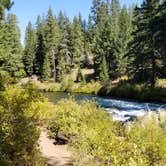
[44,84,60,92]
[0,71,13,91]
[99,82,166,103]
[126,121,166,166]
[48,99,166,165]
[60,77,74,92]
[0,86,45,165]
[71,81,102,94]
[143,87,166,102]
[76,67,86,85]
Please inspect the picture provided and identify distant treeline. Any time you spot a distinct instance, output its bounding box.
[0,0,166,86]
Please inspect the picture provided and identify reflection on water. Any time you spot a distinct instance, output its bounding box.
[45,92,166,122]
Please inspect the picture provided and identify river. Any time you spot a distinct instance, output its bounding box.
[45,92,166,122]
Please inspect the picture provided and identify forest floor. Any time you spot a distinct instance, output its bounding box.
[39,129,73,166]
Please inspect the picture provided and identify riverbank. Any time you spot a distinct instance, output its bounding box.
[47,98,166,165]
[22,78,166,103]
[44,91,166,122]
[21,78,102,95]
[1,84,166,165]
[98,82,166,103]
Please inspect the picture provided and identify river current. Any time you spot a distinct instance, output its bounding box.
[46,92,166,122]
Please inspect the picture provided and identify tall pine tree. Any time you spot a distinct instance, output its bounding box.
[56,17,71,82]
[115,5,132,77]
[93,18,111,81]
[34,15,46,78]
[0,0,13,19]
[23,22,36,76]
[70,15,84,67]
[3,13,24,78]
[129,0,160,86]
[151,1,166,78]
[45,8,60,80]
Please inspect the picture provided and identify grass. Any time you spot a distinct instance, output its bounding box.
[156,79,166,88]
[98,79,166,103]
[20,76,166,103]
[20,77,102,95]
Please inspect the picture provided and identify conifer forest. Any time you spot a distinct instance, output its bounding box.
[0,0,165,85]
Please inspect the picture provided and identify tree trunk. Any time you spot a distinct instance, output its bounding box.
[51,50,56,81]
[151,56,156,87]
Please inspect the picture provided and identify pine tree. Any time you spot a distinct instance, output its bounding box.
[129,0,160,86]
[45,8,60,80]
[93,18,111,81]
[56,17,71,82]
[58,10,65,31]
[100,56,109,81]
[151,1,166,78]
[86,15,94,53]
[0,18,7,70]
[111,0,120,30]
[91,0,101,25]
[0,0,13,71]
[71,15,84,67]
[115,5,132,77]
[34,15,45,78]
[42,54,50,81]
[91,0,111,80]
[105,0,121,78]
[78,12,84,31]
[0,0,13,19]
[3,13,24,78]
[23,22,36,76]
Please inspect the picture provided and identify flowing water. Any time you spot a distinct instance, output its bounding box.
[45,92,166,122]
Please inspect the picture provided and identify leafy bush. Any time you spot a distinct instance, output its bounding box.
[126,119,166,166]
[98,82,166,103]
[48,99,166,165]
[71,81,102,94]
[29,79,102,94]
[60,77,75,92]
[0,71,13,91]
[0,85,46,165]
[156,79,166,88]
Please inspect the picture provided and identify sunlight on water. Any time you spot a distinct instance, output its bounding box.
[46,92,166,122]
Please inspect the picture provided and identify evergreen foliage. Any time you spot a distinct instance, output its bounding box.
[23,22,36,76]
[129,0,161,86]
[71,15,84,66]
[34,16,45,78]
[56,17,71,82]
[45,8,60,80]
[1,13,24,78]
[86,15,94,54]
[93,19,111,80]
[18,0,166,84]
[42,54,51,81]
[0,0,165,85]
[0,0,13,19]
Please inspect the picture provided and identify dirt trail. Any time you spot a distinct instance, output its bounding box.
[39,129,73,166]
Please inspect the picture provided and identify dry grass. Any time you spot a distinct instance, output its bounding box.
[156,79,166,88]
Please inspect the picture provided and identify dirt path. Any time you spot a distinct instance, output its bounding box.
[39,129,73,166]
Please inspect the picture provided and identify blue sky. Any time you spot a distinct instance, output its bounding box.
[8,0,142,44]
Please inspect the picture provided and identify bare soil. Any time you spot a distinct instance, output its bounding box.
[39,129,73,166]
